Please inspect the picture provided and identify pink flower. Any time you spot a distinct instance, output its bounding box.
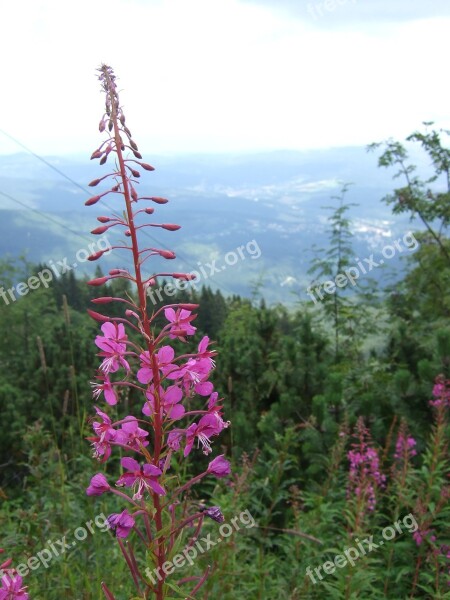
[394,433,417,461]
[202,505,224,523]
[413,529,436,546]
[91,374,117,405]
[93,406,117,443]
[89,406,118,461]
[116,457,166,499]
[137,345,178,384]
[167,431,183,451]
[164,308,196,340]
[107,509,135,538]
[0,573,28,600]
[430,375,450,408]
[117,417,149,451]
[86,473,111,496]
[95,322,130,374]
[197,336,216,366]
[143,384,185,421]
[167,357,214,397]
[347,417,385,512]
[184,413,226,457]
[207,455,231,478]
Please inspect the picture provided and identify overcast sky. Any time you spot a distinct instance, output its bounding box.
[1,0,449,156]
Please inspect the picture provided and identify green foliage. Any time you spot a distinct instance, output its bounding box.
[1,122,450,598]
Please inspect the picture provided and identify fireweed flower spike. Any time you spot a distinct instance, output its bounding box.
[347,417,385,518]
[84,65,230,599]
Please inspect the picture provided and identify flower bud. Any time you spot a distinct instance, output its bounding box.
[87,250,105,261]
[173,273,197,280]
[91,297,114,304]
[149,197,168,204]
[91,225,109,235]
[130,186,138,202]
[161,223,181,231]
[203,506,224,523]
[0,557,13,570]
[90,149,103,160]
[99,119,106,132]
[85,195,102,206]
[88,178,102,187]
[207,455,231,478]
[159,250,176,259]
[97,216,111,223]
[87,309,109,321]
[87,276,109,286]
[145,207,154,214]
[140,162,155,171]
[109,269,128,275]
[133,150,143,159]
[125,309,140,320]
[129,139,138,150]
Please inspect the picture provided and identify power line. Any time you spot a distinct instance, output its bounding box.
[0,129,238,296]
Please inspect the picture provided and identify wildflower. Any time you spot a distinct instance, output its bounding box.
[347,417,385,512]
[430,375,450,408]
[202,506,225,523]
[167,356,214,397]
[85,64,229,594]
[394,432,417,461]
[207,455,231,478]
[91,374,117,405]
[413,529,436,546]
[92,406,117,443]
[89,406,118,461]
[137,345,177,384]
[107,509,135,538]
[164,308,197,340]
[143,384,185,421]
[95,322,130,374]
[167,430,183,451]
[116,457,165,499]
[184,413,226,456]
[117,417,149,452]
[86,473,111,496]
[0,573,28,600]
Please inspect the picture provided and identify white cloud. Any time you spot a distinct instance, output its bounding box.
[0,0,449,156]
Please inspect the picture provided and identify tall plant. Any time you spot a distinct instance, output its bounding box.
[85,65,230,599]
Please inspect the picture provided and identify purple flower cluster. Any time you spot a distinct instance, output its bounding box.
[347,417,385,512]
[430,375,450,408]
[394,433,417,461]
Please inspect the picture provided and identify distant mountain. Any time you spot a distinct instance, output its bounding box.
[0,148,425,304]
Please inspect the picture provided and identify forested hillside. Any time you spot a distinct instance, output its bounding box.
[1,123,449,599]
